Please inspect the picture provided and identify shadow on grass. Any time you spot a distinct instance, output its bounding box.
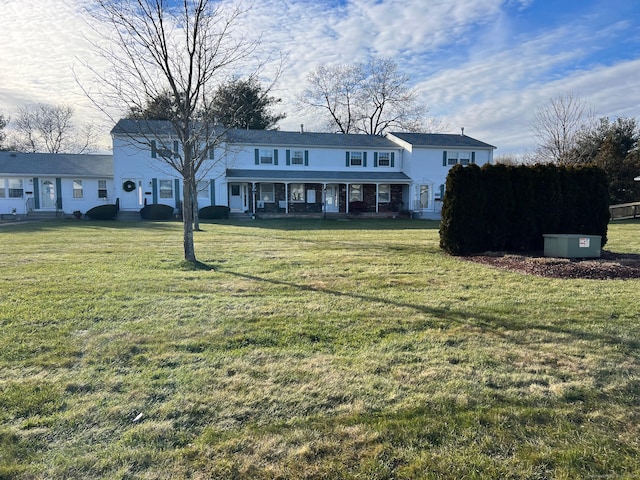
[221,268,640,353]
[201,218,441,231]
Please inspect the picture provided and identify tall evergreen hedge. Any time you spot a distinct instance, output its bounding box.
[439,164,609,255]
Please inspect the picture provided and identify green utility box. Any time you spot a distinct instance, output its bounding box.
[543,234,602,258]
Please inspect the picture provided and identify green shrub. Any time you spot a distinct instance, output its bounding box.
[199,205,230,220]
[86,204,118,220]
[140,204,174,220]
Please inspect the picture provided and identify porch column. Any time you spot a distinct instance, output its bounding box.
[345,183,350,214]
[322,183,327,218]
[375,183,379,213]
[251,182,256,214]
[284,183,289,214]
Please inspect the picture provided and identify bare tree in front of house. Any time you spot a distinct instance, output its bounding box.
[84,0,260,264]
[9,103,97,154]
[299,57,432,135]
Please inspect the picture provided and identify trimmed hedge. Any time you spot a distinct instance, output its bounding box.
[140,203,174,220]
[199,205,230,220]
[86,204,118,220]
[440,164,610,255]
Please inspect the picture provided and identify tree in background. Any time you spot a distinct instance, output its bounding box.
[0,112,7,150]
[127,91,177,121]
[569,117,640,204]
[207,77,285,130]
[531,93,594,164]
[9,103,97,153]
[300,57,430,135]
[87,0,259,264]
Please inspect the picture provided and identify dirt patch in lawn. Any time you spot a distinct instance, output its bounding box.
[465,250,640,280]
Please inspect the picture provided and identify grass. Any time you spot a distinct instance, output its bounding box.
[0,218,639,479]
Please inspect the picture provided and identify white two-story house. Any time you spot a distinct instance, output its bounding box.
[111,119,496,219]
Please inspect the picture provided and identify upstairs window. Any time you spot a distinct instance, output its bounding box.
[159,180,173,199]
[444,151,475,166]
[291,150,304,165]
[73,180,83,199]
[260,149,273,165]
[378,152,391,167]
[98,180,108,199]
[0,178,5,198]
[349,152,362,166]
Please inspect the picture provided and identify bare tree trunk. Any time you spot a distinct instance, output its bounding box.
[182,174,196,263]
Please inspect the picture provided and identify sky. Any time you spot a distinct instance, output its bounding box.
[1,0,639,156]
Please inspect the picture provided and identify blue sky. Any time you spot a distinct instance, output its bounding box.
[1,0,639,155]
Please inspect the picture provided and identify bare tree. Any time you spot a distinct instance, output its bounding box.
[0,112,8,150]
[85,0,259,264]
[300,57,430,135]
[10,103,97,153]
[531,93,594,164]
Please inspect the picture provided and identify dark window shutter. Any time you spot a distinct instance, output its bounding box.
[442,151,447,166]
[374,152,378,167]
[151,140,157,158]
[391,152,395,167]
[304,150,309,166]
[286,149,291,166]
[152,178,158,204]
[346,151,350,167]
[255,148,259,165]
[274,149,278,165]
[173,140,179,154]
[363,152,367,167]
[174,179,180,204]
[471,152,476,164]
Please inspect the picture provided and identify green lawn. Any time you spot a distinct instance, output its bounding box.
[1,218,639,479]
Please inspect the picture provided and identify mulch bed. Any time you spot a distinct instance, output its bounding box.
[464,250,640,280]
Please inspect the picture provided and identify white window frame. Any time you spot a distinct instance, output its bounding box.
[159,179,173,199]
[8,179,23,198]
[290,183,304,202]
[378,184,390,203]
[459,152,470,165]
[73,180,83,199]
[197,180,209,199]
[447,152,458,166]
[291,150,304,165]
[378,152,391,167]
[350,152,363,167]
[349,184,362,201]
[261,183,274,202]
[98,179,108,199]
[260,149,273,165]
[0,178,6,198]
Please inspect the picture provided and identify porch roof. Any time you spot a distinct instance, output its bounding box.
[226,169,411,183]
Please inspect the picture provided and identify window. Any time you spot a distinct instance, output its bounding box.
[378,152,391,167]
[378,184,390,203]
[290,183,304,202]
[261,183,274,202]
[446,151,474,166]
[0,178,5,198]
[349,184,362,201]
[260,149,273,164]
[350,152,362,166]
[197,180,209,199]
[447,152,459,166]
[8,179,23,198]
[291,150,304,165]
[72,180,83,199]
[459,152,470,165]
[419,185,430,209]
[98,180,108,199]
[159,180,173,199]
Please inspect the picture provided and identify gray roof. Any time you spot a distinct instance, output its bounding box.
[225,129,399,149]
[0,152,113,177]
[388,132,496,149]
[111,119,399,149]
[226,169,411,183]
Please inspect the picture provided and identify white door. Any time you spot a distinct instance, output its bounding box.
[40,179,56,209]
[229,183,245,211]
[121,178,143,210]
[325,185,339,213]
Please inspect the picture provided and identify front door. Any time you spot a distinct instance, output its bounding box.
[325,185,339,213]
[229,183,246,211]
[121,178,143,210]
[40,179,56,209]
